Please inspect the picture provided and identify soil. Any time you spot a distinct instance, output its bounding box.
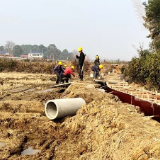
[0,72,160,160]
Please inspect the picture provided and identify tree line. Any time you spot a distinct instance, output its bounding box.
[143,0,160,53]
[0,41,76,60]
[123,0,160,90]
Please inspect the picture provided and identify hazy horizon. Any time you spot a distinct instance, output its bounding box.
[0,0,150,60]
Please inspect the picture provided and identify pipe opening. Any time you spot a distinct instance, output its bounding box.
[46,102,58,119]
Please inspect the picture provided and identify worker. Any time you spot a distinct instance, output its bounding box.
[94,55,100,66]
[53,61,64,84]
[91,64,103,79]
[62,64,67,72]
[76,47,85,81]
[61,66,75,83]
[64,64,67,69]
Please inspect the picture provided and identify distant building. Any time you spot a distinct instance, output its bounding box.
[28,51,43,59]
[0,51,13,58]
[21,55,28,59]
[0,51,8,55]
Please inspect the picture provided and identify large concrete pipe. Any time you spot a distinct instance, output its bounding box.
[45,98,86,120]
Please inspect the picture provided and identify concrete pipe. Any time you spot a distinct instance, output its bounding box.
[45,98,86,120]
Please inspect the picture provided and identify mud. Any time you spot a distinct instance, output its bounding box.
[0,73,160,159]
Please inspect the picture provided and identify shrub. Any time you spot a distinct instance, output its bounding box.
[123,53,160,90]
[0,58,55,74]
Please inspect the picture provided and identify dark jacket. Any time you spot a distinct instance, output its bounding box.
[53,65,63,75]
[91,65,100,73]
[94,58,100,66]
[76,52,85,67]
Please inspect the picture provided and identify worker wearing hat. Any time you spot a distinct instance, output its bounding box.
[62,64,67,72]
[76,47,85,81]
[64,64,67,68]
[91,64,103,79]
[61,66,75,83]
[94,55,100,66]
[53,61,64,84]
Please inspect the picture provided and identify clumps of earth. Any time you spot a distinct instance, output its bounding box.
[0,73,160,160]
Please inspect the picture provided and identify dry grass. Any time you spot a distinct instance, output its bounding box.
[0,72,54,94]
[0,59,56,73]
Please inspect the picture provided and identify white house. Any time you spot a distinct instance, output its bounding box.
[28,52,43,59]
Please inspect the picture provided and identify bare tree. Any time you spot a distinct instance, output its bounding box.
[132,0,145,24]
[5,41,15,54]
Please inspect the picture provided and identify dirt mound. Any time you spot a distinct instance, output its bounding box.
[53,84,160,160]
[0,100,43,113]
[1,73,160,159]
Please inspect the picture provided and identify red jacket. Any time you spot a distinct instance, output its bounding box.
[64,67,75,77]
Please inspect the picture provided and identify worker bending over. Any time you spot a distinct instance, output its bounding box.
[76,47,85,81]
[61,66,75,83]
[63,64,67,70]
[53,61,64,84]
[91,64,103,79]
[94,55,100,66]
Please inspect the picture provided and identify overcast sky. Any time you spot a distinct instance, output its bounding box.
[0,0,150,60]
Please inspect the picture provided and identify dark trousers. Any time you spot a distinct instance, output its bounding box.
[79,66,83,80]
[56,74,60,84]
[93,71,99,79]
[61,74,71,83]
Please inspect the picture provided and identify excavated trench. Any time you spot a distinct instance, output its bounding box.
[46,80,160,121]
[2,76,160,159]
[95,80,160,121]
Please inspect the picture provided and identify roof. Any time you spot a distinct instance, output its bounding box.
[31,51,42,54]
[21,55,28,58]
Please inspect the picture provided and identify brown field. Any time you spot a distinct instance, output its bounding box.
[0,71,160,160]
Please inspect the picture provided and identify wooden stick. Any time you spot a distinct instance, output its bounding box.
[52,83,71,88]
